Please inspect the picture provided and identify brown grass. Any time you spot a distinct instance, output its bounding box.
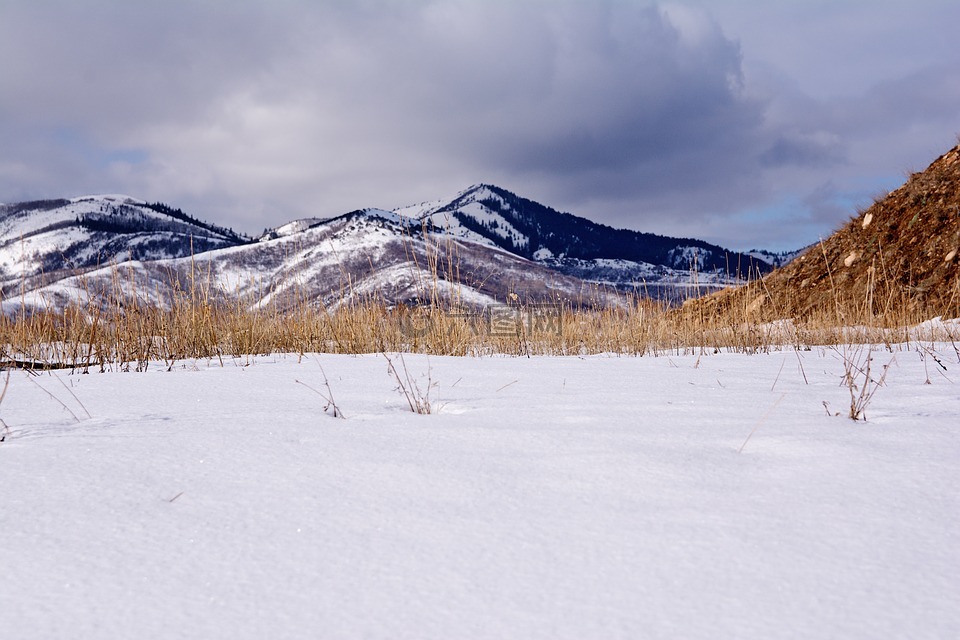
[0,256,956,374]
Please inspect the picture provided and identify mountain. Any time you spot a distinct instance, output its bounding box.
[1,186,791,314]
[395,184,774,293]
[4,207,613,314]
[693,142,960,321]
[0,195,248,296]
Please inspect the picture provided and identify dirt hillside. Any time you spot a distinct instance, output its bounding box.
[694,142,960,323]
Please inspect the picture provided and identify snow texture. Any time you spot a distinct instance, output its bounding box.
[1,344,958,639]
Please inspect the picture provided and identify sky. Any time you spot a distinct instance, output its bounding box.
[1,0,958,252]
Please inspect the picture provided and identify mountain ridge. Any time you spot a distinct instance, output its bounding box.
[1,186,793,313]
[397,183,772,277]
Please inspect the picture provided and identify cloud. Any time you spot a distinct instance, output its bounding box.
[760,132,845,168]
[1,0,959,252]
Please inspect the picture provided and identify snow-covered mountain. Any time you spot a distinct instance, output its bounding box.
[2,186,792,314]
[0,195,247,295]
[395,184,774,292]
[5,207,611,314]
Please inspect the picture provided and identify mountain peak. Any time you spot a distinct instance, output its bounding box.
[454,183,510,203]
[420,183,772,278]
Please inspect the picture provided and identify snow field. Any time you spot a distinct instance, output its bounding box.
[1,346,958,639]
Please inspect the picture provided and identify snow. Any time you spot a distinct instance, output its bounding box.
[265,217,328,239]
[1,197,156,243]
[428,213,500,248]
[392,198,446,219]
[393,186,529,251]
[1,343,958,639]
[532,247,554,260]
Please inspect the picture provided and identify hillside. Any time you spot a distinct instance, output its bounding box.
[694,143,960,322]
[0,195,248,296]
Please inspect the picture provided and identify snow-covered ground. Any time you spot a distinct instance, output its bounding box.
[2,345,958,639]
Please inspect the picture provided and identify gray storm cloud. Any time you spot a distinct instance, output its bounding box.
[1,0,959,251]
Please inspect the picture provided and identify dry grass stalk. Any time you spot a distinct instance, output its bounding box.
[833,345,894,421]
[296,362,346,419]
[0,369,11,443]
[384,352,434,414]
